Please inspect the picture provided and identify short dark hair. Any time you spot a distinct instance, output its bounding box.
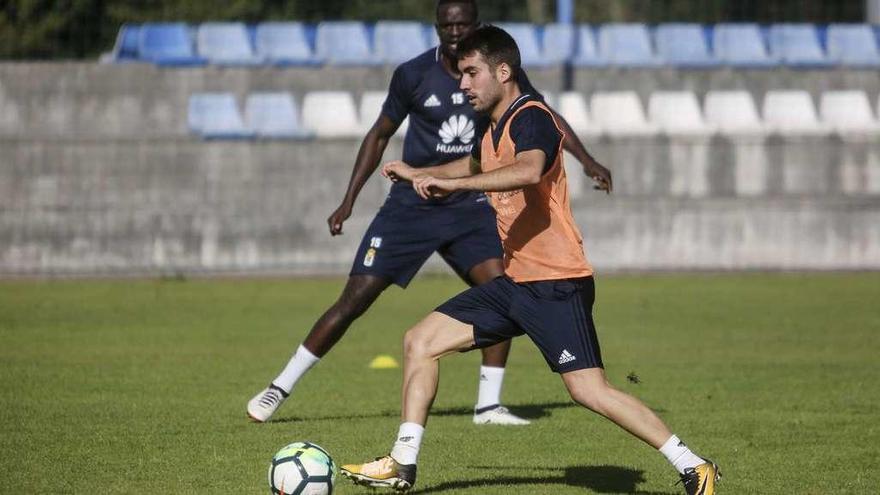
[455,24,521,71]
[436,0,478,19]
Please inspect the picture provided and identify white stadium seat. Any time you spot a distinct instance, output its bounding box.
[704,90,769,136]
[819,90,880,137]
[302,91,362,138]
[590,91,658,137]
[358,91,408,137]
[763,90,832,135]
[557,92,601,138]
[648,91,716,136]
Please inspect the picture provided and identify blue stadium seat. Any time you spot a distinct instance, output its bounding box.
[139,23,204,66]
[315,22,381,66]
[571,25,606,67]
[254,22,320,66]
[245,92,312,139]
[597,23,661,67]
[825,24,880,67]
[106,24,141,62]
[768,24,832,67]
[374,21,428,64]
[542,23,576,65]
[197,22,260,65]
[188,93,253,139]
[654,23,717,67]
[712,24,776,67]
[495,23,549,68]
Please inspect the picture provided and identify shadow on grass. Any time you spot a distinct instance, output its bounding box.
[268,401,578,424]
[409,465,676,494]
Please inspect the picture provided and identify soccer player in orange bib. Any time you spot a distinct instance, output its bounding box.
[340,25,720,495]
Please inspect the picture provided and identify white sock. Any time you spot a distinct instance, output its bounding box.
[390,422,424,465]
[475,365,505,410]
[272,344,320,394]
[659,435,705,474]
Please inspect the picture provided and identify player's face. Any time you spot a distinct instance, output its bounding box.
[435,3,478,60]
[458,52,502,113]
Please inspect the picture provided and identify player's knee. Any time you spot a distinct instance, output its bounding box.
[568,387,600,411]
[566,378,610,412]
[403,328,433,360]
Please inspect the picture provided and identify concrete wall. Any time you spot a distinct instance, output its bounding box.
[1,63,879,276]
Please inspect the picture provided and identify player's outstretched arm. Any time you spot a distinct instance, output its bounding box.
[328,115,400,235]
[549,109,613,194]
[382,155,476,182]
[412,150,544,199]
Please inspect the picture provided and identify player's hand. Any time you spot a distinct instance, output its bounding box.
[584,161,612,194]
[381,160,416,182]
[327,203,352,236]
[413,175,454,200]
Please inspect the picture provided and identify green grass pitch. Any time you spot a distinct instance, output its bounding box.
[1,273,878,493]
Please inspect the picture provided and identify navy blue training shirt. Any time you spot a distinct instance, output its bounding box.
[471,93,562,173]
[381,47,544,205]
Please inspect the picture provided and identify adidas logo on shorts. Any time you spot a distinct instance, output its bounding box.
[558,349,576,365]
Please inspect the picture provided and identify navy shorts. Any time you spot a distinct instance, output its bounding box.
[350,194,502,288]
[436,275,603,373]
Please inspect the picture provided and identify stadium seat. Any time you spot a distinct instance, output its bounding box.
[557,92,601,138]
[819,90,880,136]
[654,23,717,67]
[712,24,776,67]
[597,23,661,67]
[825,24,880,67]
[763,90,832,135]
[197,22,260,65]
[359,91,408,137]
[104,24,141,62]
[188,93,253,139]
[590,91,658,136]
[302,91,362,137]
[374,21,429,64]
[542,23,576,65]
[648,91,716,136]
[139,23,204,66]
[255,22,321,66]
[315,22,381,66]
[768,24,832,67]
[244,92,312,139]
[426,25,440,47]
[495,23,548,68]
[704,90,769,136]
[571,25,606,66]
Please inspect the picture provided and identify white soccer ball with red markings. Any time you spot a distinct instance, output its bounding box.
[268,442,336,495]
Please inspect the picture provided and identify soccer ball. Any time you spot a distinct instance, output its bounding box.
[268,442,336,495]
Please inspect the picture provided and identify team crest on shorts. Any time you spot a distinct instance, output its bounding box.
[363,248,376,267]
[364,237,382,267]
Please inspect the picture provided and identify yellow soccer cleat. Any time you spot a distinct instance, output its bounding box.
[679,460,721,495]
[340,455,416,492]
